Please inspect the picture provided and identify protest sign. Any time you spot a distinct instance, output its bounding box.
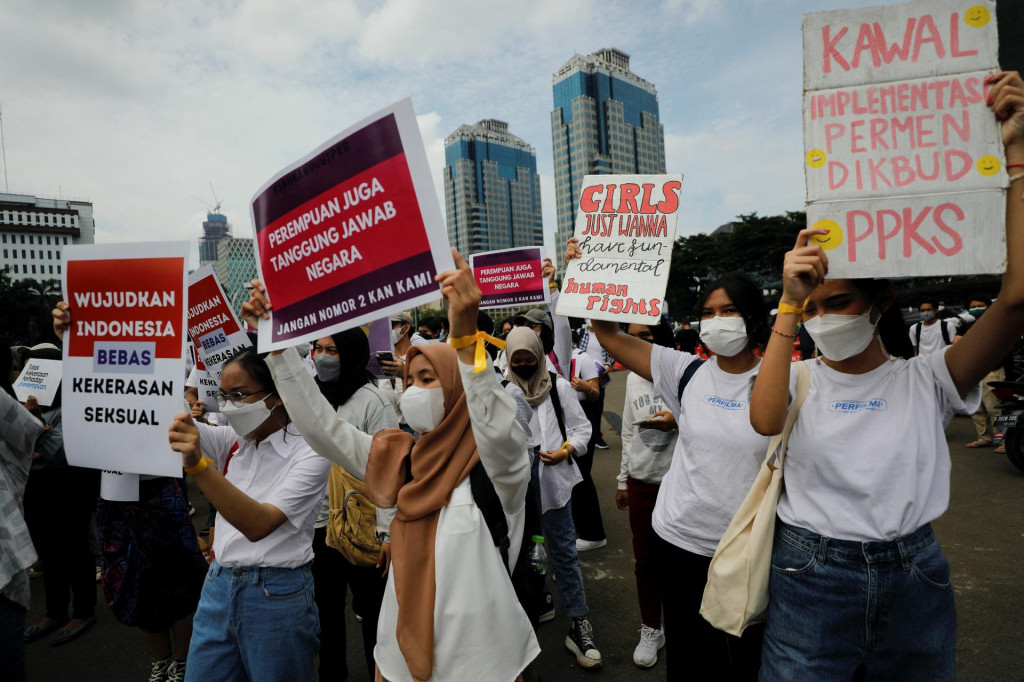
[803,0,1004,278]
[100,470,140,502]
[250,98,453,352]
[61,242,188,477]
[187,266,251,411]
[471,247,549,309]
[12,358,62,407]
[555,174,683,324]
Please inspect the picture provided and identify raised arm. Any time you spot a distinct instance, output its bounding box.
[545,257,572,377]
[946,71,1024,396]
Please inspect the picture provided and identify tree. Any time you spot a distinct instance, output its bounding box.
[0,268,59,345]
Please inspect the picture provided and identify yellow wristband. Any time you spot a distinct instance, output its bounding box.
[184,456,213,476]
[777,300,806,316]
[448,331,508,373]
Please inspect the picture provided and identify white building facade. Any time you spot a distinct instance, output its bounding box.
[0,193,95,282]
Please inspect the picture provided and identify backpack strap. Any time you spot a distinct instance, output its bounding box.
[547,372,568,442]
[914,322,922,348]
[677,359,705,403]
[941,321,951,345]
[468,462,511,576]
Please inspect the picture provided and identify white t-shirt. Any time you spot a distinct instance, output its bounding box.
[582,331,606,364]
[650,346,773,556]
[528,376,590,513]
[570,348,600,401]
[777,350,980,541]
[909,319,959,356]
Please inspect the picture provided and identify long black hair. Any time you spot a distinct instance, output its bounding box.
[850,279,914,359]
[316,328,374,409]
[696,273,770,351]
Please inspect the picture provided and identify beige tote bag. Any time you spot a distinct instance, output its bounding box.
[699,361,811,637]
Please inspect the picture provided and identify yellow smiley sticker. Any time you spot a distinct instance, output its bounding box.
[810,219,843,252]
[976,155,1001,176]
[963,5,991,27]
[806,149,827,169]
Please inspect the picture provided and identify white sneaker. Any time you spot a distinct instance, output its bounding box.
[633,624,665,668]
[575,538,607,552]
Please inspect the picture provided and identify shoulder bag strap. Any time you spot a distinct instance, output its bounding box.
[766,361,812,471]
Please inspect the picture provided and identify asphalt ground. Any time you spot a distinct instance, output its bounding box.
[23,372,1024,681]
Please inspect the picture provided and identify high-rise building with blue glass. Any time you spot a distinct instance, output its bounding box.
[551,48,666,262]
[443,119,543,255]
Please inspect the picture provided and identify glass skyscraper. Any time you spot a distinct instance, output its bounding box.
[443,119,543,255]
[550,48,666,262]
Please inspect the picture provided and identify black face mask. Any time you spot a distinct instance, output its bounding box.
[510,363,538,380]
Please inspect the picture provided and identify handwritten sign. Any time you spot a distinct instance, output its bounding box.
[555,174,683,324]
[187,266,251,411]
[13,358,62,407]
[61,242,188,477]
[803,0,1004,278]
[471,247,549,309]
[250,98,453,352]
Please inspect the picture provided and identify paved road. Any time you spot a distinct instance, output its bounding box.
[24,372,1024,680]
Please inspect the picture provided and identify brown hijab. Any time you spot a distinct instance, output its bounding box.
[364,342,479,682]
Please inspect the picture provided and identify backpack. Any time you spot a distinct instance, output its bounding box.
[325,465,381,567]
[914,321,952,349]
[678,359,706,402]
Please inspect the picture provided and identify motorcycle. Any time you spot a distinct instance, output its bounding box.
[990,379,1024,473]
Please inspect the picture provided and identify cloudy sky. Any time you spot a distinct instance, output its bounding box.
[1,0,901,268]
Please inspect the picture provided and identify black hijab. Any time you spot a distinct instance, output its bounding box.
[316,328,375,409]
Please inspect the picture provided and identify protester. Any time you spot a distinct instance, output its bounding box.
[954,298,1008,451]
[673,321,699,354]
[247,250,539,681]
[21,345,101,648]
[615,320,678,668]
[748,70,1024,681]
[570,233,773,679]
[167,347,331,682]
[1,350,44,682]
[909,299,959,356]
[416,316,443,342]
[577,320,610,450]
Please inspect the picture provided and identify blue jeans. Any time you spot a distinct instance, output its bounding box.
[533,454,588,619]
[185,561,319,682]
[761,521,955,681]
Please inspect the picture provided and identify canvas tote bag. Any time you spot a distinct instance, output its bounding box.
[699,361,811,636]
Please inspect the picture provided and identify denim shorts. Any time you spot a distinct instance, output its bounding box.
[760,521,955,682]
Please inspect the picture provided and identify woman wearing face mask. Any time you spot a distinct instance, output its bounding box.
[566,239,772,679]
[749,71,1024,681]
[166,348,332,682]
[614,320,678,669]
[247,250,538,682]
[306,330,399,682]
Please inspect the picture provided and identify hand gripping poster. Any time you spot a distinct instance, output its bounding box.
[556,175,683,324]
[803,0,1004,278]
[250,98,453,352]
[61,242,188,477]
[187,265,252,412]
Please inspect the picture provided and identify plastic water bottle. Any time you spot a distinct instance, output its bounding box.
[529,535,547,575]
[528,535,553,619]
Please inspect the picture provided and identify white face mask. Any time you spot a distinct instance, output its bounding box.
[391,326,405,346]
[803,309,877,361]
[699,316,748,357]
[400,385,446,434]
[220,393,277,440]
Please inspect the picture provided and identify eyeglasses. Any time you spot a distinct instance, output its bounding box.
[216,389,274,409]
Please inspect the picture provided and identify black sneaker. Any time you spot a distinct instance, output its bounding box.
[565,617,602,669]
[594,436,609,450]
[538,592,555,623]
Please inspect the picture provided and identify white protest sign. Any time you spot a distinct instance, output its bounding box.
[62,242,188,477]
[100,470,140,502]
[555,174,682,324]
[13,359,62,407]
[187,266,252,412]
[803,0,1004,278]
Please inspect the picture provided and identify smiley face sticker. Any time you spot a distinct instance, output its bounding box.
[976,155,1001,176]
[810,219,843,252]
[806,149,827,169]
[963,5,991,28]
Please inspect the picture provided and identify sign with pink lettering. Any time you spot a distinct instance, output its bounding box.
[803,0,1005,277]
[556,174,683,324]
[471,247,548,310]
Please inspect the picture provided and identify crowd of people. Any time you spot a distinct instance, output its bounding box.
[0,70,1022,682]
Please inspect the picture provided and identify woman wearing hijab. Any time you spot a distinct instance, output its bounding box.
[307,329,398,681]
[246,250,538,681]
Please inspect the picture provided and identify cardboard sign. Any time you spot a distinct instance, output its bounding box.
[471,247,549,309]
[187,266,252,411]
[250,98,453,352]
[61,242,188,477]
[12,358,62,407]
[803,0,1004,277]
[555,174,683,324]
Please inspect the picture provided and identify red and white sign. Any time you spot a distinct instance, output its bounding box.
[61,242,188,477]
[250,98,453,352]
[471,247,549,309]
[187,266,251,411]
[803,0,1004,278]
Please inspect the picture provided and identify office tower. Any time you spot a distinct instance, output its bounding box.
[213,237,257,314]
[550,48,666,260]
[199,211,231,266]
[443,119,543,255]
[0,192,95,282]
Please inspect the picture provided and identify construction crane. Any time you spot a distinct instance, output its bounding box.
[192,181,222,214]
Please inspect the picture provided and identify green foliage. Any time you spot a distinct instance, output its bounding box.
[0,269,63,345]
